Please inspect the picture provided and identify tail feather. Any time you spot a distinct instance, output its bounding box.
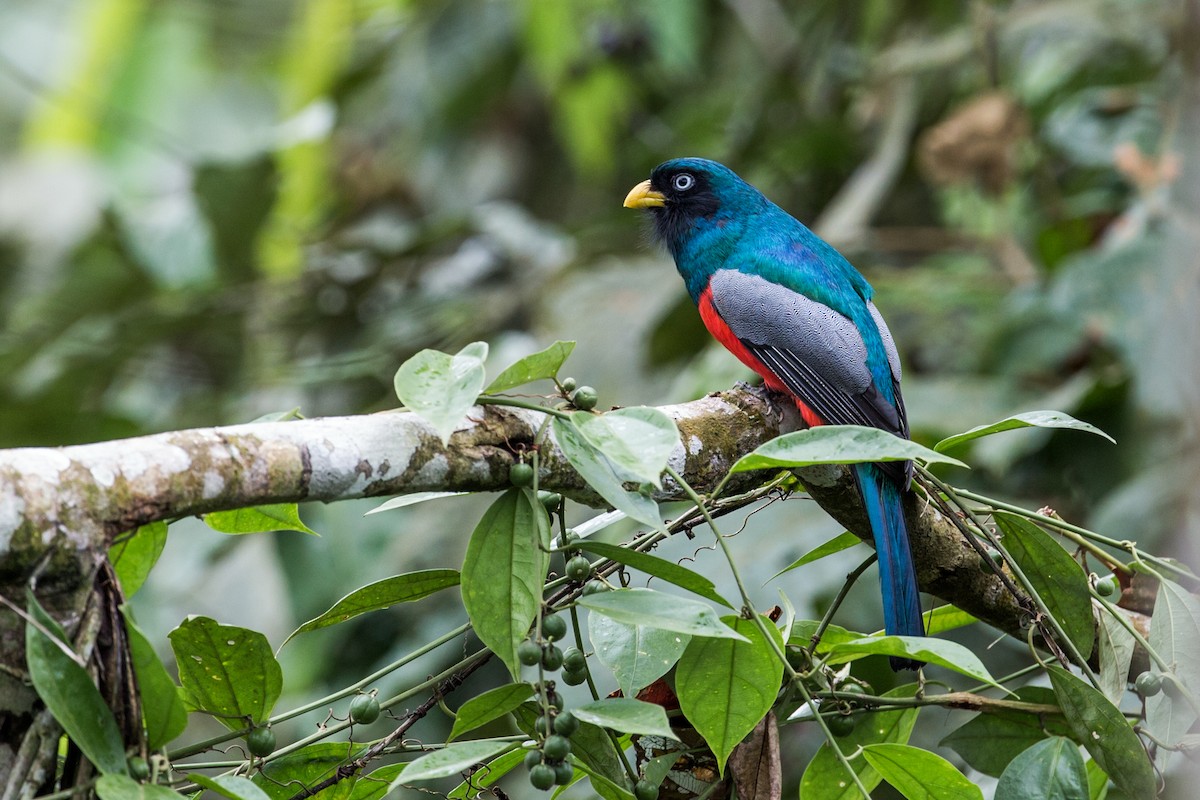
[853,463,924,670]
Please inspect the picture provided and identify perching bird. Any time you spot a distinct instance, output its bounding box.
[624,158,923,668]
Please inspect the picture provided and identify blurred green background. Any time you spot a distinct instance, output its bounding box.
[2,0,1196,794]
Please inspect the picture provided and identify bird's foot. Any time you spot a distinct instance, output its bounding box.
[735,381,791,426]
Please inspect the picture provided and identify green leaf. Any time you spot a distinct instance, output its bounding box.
[923,605,979,636]
[641,752,683,791]
[824,636,1003,689]
[571,757,637,800]
[96,775,187,800]
[446,748,522,799]
[25,592,127,775]
[777,587,797,642]
[571,698,677,740]
[169,617,282,729]
[788,621,865,651]
[994,513,1095,659]
[460,489,550,678]
[934,410,1114,452]
[675,615,784,775]
[448,683,535,741]
[204,503,317,536]
[248,408,303,423]
[770,531,862,581]
[995,737,1088,800]
[1047,665,1156,800]
[800,683,920,800]
[285,569,460,644]
[1146,578,1200,748]
[121,609,187,750]
[578,588,747,641]
[730,426,967,473]
[365,492,469,515]
[1084,758,1110,800]
[346,764,406,800]
[1150,579,1200,672]
[576,541,732,607]
[552,416,664,531]
[109,521,167,597]
[940,686,1071,777]
[485,340,575,392]
[187,774,273,800]
[1094,607,1136,705]
[559,718,629,789]
[251,742,362,799]
[588,612,690,698]
[860,606,976,643]
[862,743,983,800]
[394,342,488,444]
[572,407,680,488]
[395,740,514,784]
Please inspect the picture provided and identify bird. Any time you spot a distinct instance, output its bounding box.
[624,157,923,669]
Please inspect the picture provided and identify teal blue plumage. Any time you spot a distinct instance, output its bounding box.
[625,158,923,669]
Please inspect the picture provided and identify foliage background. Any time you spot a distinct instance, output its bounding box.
[1,0,1196,795]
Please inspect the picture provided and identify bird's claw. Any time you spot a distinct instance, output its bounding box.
[735,382,790,425]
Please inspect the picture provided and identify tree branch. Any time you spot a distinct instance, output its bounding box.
[0,387,1150,648]
[0,386,1154,783]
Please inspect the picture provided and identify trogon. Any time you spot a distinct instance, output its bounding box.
[624,158,923,669]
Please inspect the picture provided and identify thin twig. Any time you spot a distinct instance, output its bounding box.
[804,554,878,662]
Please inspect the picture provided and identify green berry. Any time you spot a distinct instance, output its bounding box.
[840,686,868,709]
[562,647,586,673]
[561,667,587,686]
[529,763,556,790]
[543,734,571,761]
[539,491,563,511]
[634,779,660,800]
[542,613,568,641]
[542,644,564,671]
[510,462,535,488]
[1136,671,1163,697]
[553,709,579,737]
[1095,575,1118,597]
[581,580,609,596]
[518,639,543,666]
[349,694,381,724]
[826,713,856,737]
[546,689,565,712]
[565,555,592,583]
[246,726,276,758]
[554,761,575,785]
[570,386,598,411]
[127,756,150,780]
[524,749,543,770]
[561,528,581,546]
[560,377,577,393]
[535,715,553,737]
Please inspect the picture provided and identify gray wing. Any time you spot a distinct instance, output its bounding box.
[708,269,907,439]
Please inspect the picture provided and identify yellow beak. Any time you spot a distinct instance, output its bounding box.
[623,180,666,209]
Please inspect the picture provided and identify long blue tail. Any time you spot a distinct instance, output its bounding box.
[852,463,924,670]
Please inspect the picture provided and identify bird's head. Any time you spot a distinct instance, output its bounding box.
[623,158,768,260]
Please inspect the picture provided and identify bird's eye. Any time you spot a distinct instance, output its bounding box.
[672,173,695,192]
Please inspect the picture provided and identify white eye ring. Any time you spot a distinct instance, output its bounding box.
[672,173,695,192]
